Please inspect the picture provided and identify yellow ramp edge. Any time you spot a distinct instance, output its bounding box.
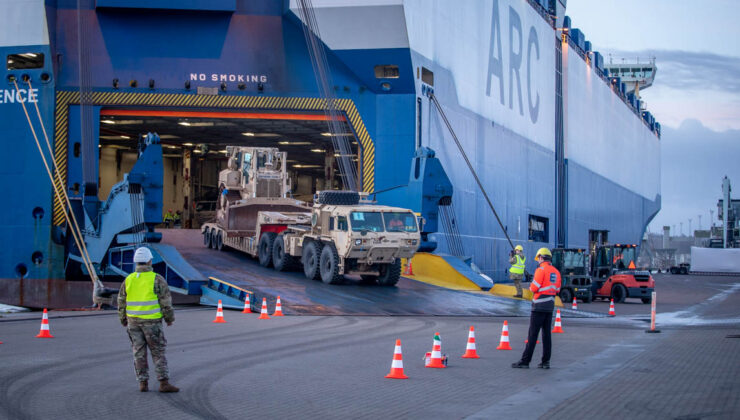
[402,254,562,307]
[402,254,481,291]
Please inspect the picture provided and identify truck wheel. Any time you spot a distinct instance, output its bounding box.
[216,231,224,251]
[376,259,402,286]
[559,289,573,305]
[680,267,688,275]
[258,232,277,267]
[203,228,210,247]
[641,296,652,304]
[302,241,323,281]
[272,234,298,272]
[611,284,627,303]
[319,243,343,284]
[583,290,593,303]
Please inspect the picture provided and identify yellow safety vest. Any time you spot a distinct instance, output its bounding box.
[509,254,526,274]
[125,271,162,319]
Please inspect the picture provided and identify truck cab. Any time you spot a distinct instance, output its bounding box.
[551,248,593,303]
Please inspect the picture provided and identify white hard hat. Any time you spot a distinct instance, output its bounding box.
[133,247,153,263]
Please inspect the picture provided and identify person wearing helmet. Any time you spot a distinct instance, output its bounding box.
[508,245,526,298]
[512,247,561,369]
[117,247,179,393]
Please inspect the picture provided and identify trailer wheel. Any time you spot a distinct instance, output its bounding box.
[302,241,323,281]
[376,259,401,286]
[319,243,343,284]
[204,228,211,248]
[611,284,627,303]
[559,288,573,305]
[272,234,299,272]
[216,231,224,251]
[258,232,277,267]
[209,229,218,249]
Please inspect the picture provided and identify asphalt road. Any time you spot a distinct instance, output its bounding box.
[1,271,738,419]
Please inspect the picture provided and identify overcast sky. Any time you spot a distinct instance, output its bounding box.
[566,0,740,235]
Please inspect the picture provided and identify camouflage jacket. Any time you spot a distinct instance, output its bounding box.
[118,264,175,324]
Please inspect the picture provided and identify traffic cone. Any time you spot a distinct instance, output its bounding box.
[213,300,226,323]
[524,339,540,344]
[385,339,408,379]
[258,297,270,320]
[496,321,512,350]
[608,299,616,316]
[403,259,415,276]
[572,296,578,310]
[273,296,285,316]
[461,326,480,359]
[426,332,446,368]
[242,293,252,314]
[36,308,54,338]
[552,309,564,333]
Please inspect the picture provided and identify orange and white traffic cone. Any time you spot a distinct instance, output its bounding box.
[36,308,54,338]
[572,296,578,310]
[426,332,446,368]
[242,294,252,314]
[273,296,285,316]
[258,297,270,320]
[213,300,226,323]
[461,326,480,359]
[385,339,408,379]
[403,259,415,276]
[496,321,512,350]
[552,309,564,333]
[608,299,616,316]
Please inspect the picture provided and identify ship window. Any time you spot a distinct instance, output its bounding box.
[421,67,434,86]
[374,65,400,79]
[528,215,549,243]
[7,53,44,70]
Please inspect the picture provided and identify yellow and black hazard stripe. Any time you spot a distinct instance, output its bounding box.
[52,90,376,226]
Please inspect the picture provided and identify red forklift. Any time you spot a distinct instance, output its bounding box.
[589,244,654,303]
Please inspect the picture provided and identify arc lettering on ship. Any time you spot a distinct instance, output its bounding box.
[486,0,540,125]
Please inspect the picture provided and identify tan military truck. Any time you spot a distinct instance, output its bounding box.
[202,147,421,286]
[276,191,421,285]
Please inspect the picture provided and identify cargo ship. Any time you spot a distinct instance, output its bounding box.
[0,0,660,308]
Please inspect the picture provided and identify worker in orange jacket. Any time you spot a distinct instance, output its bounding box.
[512,247,561,369]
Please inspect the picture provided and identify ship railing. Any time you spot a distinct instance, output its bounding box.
[525,0,556,28]
[567,36,660,138]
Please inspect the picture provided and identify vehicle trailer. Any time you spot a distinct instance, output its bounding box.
[590,244,654,303]
[551,248,593,303]
[201,147,421,286]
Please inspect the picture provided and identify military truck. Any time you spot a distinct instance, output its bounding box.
[551,248,593,303]
[201,146,420,286]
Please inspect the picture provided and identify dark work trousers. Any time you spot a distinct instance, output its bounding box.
[519,310,553,365]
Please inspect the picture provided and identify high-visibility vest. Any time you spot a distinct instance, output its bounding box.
[125,271,162,319]
[530,262,561,305]
[509,254,526,274]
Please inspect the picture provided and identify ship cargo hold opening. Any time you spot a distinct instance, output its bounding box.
[96,110,360,228]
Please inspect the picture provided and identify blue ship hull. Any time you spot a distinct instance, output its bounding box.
[0,0,659,307]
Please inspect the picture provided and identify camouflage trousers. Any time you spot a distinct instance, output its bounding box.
[126,319,169,382]
[510,273,523,296]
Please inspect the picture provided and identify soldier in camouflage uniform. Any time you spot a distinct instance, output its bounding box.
[118,247,179,393]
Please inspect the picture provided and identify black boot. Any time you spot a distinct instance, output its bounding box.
[511,361,529,369]
[537,362,550,369]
